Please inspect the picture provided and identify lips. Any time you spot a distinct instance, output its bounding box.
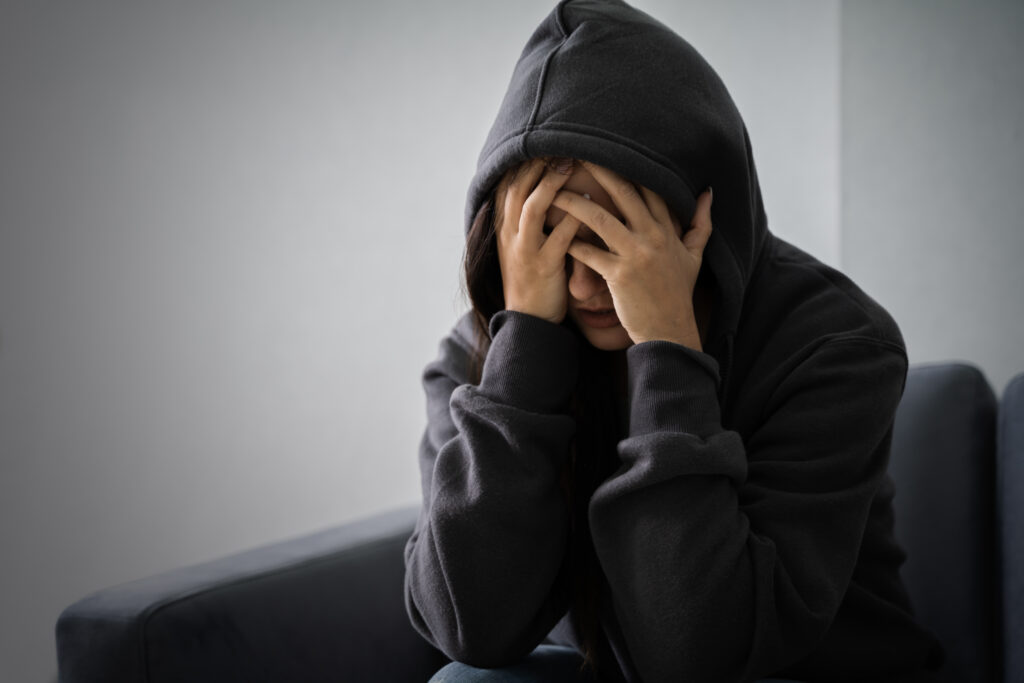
[575,306,620,329]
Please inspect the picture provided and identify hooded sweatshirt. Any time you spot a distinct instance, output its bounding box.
[404,1,946,681]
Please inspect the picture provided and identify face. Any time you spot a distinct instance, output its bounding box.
[543,162,638,351]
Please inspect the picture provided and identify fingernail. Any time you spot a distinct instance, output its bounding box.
[708,186,713,201]
[550,157,574,175]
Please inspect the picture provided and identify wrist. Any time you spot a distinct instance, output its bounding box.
[504,303,565,326]
[480,310,580,411]
[632,315,702,351]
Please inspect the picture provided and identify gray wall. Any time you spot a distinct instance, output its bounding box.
[842,0,1024,393]
[0,1,1018,681]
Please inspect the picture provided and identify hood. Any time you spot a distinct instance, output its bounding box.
[465,0,771,353]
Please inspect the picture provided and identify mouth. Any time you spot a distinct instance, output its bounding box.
[574,306,620,329]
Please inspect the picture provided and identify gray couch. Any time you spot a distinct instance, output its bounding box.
[56,363,1022,683]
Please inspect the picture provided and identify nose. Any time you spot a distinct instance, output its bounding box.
[567,255,608,303]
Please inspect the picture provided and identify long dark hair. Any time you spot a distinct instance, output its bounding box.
[461,160,625,674]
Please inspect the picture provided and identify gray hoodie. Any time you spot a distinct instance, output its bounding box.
[404,1,945,680]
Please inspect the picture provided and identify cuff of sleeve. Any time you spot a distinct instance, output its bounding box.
[478,310,580,412]
[625,340,723,438]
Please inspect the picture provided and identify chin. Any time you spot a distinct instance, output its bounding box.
[578,324,633,351]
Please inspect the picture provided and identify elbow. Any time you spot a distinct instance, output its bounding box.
[405,583,535,669]
[419,612,537,669]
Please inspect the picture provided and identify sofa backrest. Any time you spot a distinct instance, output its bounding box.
[998,372,1024,683]
[889,363,999,683]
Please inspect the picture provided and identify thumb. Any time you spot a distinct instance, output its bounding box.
[683,186,713,254]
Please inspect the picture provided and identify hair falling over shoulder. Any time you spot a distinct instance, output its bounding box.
[463,194,501,385]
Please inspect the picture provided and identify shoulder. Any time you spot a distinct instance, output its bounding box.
[423,311,482,388]
[724,236,907,426]
[451,310,481,356]
[740,235,905,356]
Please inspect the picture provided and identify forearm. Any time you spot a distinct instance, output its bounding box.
[405,420,571,666]
[405,311,581,665]
[588,339,899,681]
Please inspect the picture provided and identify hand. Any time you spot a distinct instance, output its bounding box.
[496,157,583,325]
[552,161,713,349]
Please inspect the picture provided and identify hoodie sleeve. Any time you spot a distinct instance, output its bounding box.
[403,310,580,667]
[589,336,907,682]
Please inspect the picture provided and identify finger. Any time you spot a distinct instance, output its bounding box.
[640,185,673,231]
[683,187,714,254]
[567,238,617,277]
[520,161,576,246]
[539,211,582,261]
[579,160,655,235]
[551,190,629,254]
[507,157,547,200]
[501,158,548,236]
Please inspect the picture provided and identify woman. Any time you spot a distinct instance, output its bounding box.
[404,1,945,681]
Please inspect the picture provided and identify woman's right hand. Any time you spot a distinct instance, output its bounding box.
[496,157,582,325]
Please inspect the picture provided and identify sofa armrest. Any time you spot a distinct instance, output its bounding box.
[56,505,447,683]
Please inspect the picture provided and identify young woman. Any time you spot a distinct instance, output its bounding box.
[404,1,945,681]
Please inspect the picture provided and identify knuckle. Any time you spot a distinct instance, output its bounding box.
[619,179,641,200]
[634,244,657,268]
[648,229,668,249]
[496,225,513,246]
[507,183,528,207]
[520,197,544,226]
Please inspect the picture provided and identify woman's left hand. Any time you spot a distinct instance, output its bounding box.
[551,161,713,350]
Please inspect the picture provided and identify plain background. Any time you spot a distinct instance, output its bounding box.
[1,1,1021,680]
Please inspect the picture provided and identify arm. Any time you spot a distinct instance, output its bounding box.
[589,337,907,681]
[403,310,579,667]
[406,157,587,665]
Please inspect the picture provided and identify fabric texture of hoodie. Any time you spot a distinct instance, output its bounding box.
[404,1,946,681]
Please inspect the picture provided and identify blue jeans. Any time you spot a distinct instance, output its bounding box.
[428,646,594,682]
[428,644,805,682]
